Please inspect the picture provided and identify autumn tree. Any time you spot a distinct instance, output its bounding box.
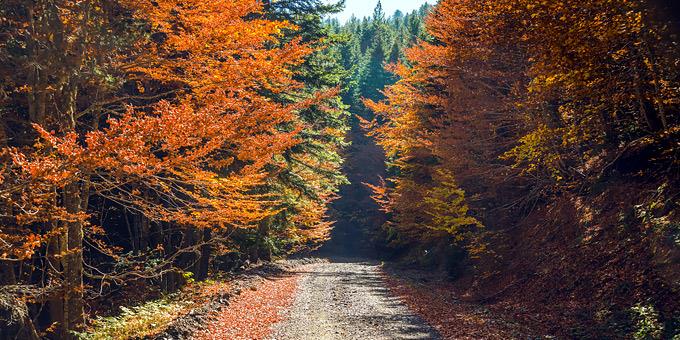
[0,0,321,337]
[0,1,145,336]
[496,0,679,181]
[367,0,678,270]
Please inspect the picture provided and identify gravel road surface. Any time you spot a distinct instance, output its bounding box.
[270,259,440,340]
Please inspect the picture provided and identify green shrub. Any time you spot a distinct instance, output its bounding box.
[631,303,664,340]
[76,298,191,340]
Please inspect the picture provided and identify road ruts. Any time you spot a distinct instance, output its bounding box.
[269,259,440,340]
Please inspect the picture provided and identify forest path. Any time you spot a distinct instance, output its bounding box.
[269,259,440,340]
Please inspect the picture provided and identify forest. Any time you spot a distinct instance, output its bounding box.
[0,0,678,339]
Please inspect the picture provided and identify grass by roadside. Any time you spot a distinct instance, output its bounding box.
[76,279,231,340]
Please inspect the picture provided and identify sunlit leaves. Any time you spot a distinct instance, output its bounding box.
[366,0,679,256]
[0,0,321,262]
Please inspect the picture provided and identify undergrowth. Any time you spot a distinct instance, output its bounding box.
[75,297,191,340]
[76,278,226,340]
[631,303,665,340]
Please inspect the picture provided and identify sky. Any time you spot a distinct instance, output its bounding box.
[330,0,432,23]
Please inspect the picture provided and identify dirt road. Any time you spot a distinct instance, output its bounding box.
[269,259,440,340]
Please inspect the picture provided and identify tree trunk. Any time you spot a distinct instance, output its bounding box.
[48,78,85,339]
[161,223,180,292]
[125,212,150,255]
[22,2,91,338]
[139,214,150,252]
[47,225,67,339]
[48,183,85,339]
[252,221,273,262]
[636,84,663,132]
[195,229,211,281]
[179,228,196,279]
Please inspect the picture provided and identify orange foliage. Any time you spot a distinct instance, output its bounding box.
[366,0,679,254]
[0,0,319,259]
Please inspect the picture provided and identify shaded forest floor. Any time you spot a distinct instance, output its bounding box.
[382,266,542,339]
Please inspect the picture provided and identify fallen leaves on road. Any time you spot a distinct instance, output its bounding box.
[193,272,302,340]
[382,271,534,339]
